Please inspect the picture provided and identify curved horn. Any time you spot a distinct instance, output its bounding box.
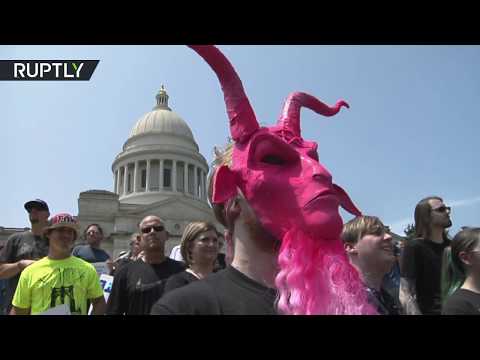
[188,45,259,143]
[278,92,349,136]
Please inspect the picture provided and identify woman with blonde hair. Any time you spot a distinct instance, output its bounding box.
[163,222,220,294]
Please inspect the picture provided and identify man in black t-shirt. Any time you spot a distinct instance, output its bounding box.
[153,46,371,315]
[400,196,452,315]
[151,194,279,315]
[106,215,184,315]
[0,199,50,314]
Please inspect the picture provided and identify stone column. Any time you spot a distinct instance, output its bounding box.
[116,169,119,194]
[114,170,118,194]
[159,159,164,190]
[184,163,189,195]
[198,169,203,199]
[133,161,138,193]
[202,171,207,200]
[123,165,128,195]
[172,160,177,192]
[194,165,198,198]
[146,160,151,191]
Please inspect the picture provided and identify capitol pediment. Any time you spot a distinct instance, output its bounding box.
[120,196,214,222]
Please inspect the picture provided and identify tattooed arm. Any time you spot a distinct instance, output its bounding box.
[399,277,422,315]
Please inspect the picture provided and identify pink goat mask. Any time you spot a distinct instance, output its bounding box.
[188,45,375,315]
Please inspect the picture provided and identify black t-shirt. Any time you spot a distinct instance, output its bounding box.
[72,245,110,263]
[111,256,132,276]
[163,270,198,294]
[214,253,226,272]
[151,266,277,315]
[106,258,185,315]
[401,238,450,315]
[442,289,480,315]
[0,231,49,312]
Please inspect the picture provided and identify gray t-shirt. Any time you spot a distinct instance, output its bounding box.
[72,245,110,263]
[0,231,49,313]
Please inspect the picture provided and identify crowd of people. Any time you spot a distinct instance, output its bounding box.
[1,45,478,315]
[0,194,478,316]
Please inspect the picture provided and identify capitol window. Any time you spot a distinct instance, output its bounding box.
[177,162,185,192]
[141,169,147,189]
[164,160,172,190]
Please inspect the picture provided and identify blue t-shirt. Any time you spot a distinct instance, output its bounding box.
[382,259,401,301]
[72,245,110,263]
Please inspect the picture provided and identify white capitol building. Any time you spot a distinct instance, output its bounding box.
[0,86,222,258]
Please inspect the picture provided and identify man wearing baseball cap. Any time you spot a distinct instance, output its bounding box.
[0,199,50,314]
[10,213,106,315]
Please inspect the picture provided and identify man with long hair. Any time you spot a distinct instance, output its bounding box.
[400,196,452,315]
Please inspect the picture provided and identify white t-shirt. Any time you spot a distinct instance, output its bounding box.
[169,245,184,262]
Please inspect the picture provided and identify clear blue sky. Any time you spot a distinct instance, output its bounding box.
[1,45,479,236]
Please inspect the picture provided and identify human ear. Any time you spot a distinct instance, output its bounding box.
[344,242,357,255]
[458,251,471,266]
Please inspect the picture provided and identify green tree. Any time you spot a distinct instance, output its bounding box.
[404,223,416,240]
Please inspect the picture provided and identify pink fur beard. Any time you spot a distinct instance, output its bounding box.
[275,227,378,315]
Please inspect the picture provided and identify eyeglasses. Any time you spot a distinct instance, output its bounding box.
[140,225,165,234]
[432,206,451,214]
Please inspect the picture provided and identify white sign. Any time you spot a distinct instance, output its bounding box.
[40,304,71,315]
[88,273,114,315]
[92,262,110,276]
[99,273,114,302]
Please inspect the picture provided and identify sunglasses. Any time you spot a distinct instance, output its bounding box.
[141,225,165,234]
[432,206,451,214]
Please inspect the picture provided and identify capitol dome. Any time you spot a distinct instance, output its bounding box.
[74,84,221,261]
[111,86,209,206]
[128,86,195,141]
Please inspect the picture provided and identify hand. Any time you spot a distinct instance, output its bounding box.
[17,259,36,271]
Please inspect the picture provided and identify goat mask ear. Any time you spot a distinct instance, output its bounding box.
[212,165,238,204]
[333,183,362,216]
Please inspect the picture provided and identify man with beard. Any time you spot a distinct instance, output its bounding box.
[106,215,185,315]
[400,196,452,315]
[151,45,374,315]
[151,188,280,315]
[0,199,50,314]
